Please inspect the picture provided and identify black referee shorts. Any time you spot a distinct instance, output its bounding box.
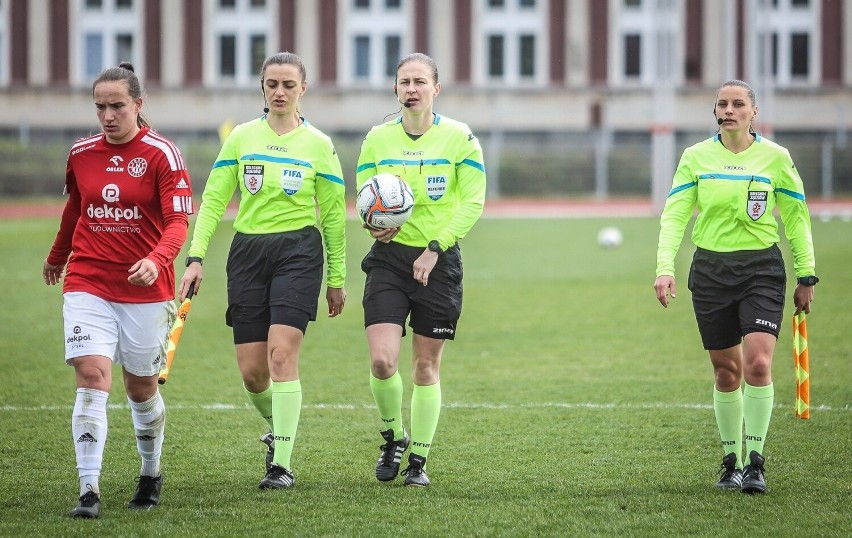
[687,244,786,350]
[361,240,463,340]
[225,227,324,343]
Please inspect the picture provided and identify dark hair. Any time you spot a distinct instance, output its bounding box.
[396,53,438,84]
[716,79,756,107]
[92,62,150,128]
[261,52,307,82]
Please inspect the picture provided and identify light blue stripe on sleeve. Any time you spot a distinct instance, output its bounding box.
[668,181,697,197]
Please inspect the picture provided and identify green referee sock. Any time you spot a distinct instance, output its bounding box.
[410,382,441,459]
[244,383,274,431]
[271,380,302,469]
[713,386,743,467]
[743,382,774,458]
[370,372,405,440]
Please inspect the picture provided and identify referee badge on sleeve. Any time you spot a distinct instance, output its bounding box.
[747,191,768,221]
[244,165,264,195]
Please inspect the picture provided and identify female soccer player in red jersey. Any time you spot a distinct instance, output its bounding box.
[43,62,193,518]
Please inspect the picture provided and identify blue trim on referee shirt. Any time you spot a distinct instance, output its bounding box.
[776,187,806,201]
[697,173,771,184]
[459,158,485,172]
[241,154,314,168]
[317,172,345,186]
[667,181,697,197]
[212,159,238,169]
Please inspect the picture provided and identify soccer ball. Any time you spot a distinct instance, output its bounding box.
[356,174,415,229]
[597,226,623,249]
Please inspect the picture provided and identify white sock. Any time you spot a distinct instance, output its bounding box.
[129,391,165,477]
[72,388,109,496]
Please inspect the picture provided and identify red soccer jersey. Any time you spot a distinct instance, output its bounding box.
[47,127,193,303]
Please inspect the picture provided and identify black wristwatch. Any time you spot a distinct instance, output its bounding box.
[427,240,443,254]
[797,275,819,286]
[185,256,203,267]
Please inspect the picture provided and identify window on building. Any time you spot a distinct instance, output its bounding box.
[790,33,808,76]
[488,35,505,77]
[355,35,370,78]
[208,1,275,86]
[85,33,104,78]
[250,34,266,76]
[115,34,133,64]
[477,0,543,85]
[624,0,641,6]
[343,0,409,86]
[220,35,236,77]
[385,35,401,77]
[751,0,816,85]
[624,34,641,77]
[519,34,535,77]
[74,0,139,86]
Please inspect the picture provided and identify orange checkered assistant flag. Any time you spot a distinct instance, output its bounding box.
[792,312,810,419]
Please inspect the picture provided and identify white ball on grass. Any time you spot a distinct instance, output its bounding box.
[597,226,623,249]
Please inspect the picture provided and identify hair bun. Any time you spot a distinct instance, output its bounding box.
[119,61,135,73]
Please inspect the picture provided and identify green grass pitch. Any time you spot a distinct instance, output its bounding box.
[1,214,850,536]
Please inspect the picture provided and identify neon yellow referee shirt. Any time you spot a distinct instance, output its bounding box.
[657,134,815,279]
[356,114,486,250]
[189,117,347,288]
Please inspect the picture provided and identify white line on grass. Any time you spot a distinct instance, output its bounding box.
[1,401,848,412]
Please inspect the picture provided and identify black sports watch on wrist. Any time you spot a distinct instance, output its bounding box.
[797,275,819,286]
[185,256,203,267]
[427,240,443,254]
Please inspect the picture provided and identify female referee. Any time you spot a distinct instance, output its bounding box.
[180,52,347,489]
[653,79,817,494]
[357,53,486,487]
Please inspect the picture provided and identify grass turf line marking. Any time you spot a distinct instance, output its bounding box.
[1,402,849,412]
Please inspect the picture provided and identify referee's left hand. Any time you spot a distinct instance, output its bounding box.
[793,284,814,315]
[327,287,346,317]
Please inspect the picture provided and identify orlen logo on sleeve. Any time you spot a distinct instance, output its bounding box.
[86,184,142,221]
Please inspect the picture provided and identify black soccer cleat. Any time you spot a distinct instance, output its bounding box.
[401,453,431,487]
[259,463,295,489]
[127,475,163,509]
[260,432,275,473]
[741,450,767,494]
[70,490,101,519]
[715,452,743,490]
[375,428,410,481]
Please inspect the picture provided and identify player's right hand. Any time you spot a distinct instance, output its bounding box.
[654,275,676,308]
[42,259,64,285]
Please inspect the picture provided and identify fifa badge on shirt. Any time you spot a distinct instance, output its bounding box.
[426,175,447,201]
[244,165,264,195]
[747,191,768,221]
[280,168,304,196]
